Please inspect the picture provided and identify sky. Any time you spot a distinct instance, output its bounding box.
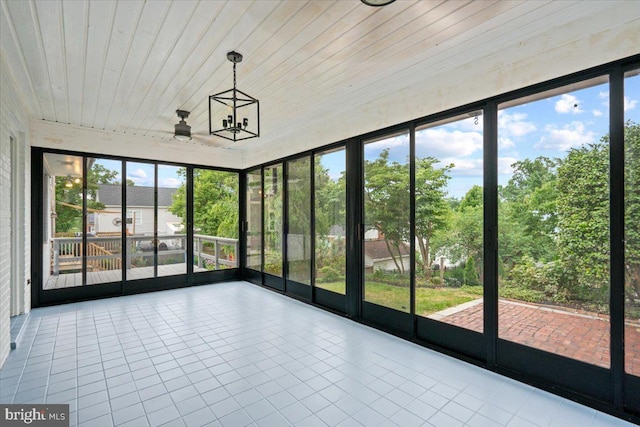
[96,73,639,197]
[94,159,184,189]
[359,74,639,199]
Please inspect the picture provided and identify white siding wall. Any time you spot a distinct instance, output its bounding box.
[0,50,31,368]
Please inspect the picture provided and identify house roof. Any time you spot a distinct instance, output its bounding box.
[364,239,410,261]
[98,184,178,207]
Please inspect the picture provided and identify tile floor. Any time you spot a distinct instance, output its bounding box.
[0,281,633,427]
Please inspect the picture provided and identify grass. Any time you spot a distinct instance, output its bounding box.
[314,279,483,316]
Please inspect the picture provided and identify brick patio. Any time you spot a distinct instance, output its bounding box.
[438,299,640,376]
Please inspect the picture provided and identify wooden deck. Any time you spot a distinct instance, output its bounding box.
[44,263,208,290]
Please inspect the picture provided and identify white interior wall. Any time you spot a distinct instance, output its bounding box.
[30,120,245,170]
[0,48,31,368]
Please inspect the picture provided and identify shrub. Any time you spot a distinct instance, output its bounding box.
[464,256,480,285]
[444,277,463,287]
[506,255,563,300]
[318,266,341,282]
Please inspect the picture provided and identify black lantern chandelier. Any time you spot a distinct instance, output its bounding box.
[209,51,259,142]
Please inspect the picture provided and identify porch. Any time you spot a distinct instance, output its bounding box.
[44,263,210,290]
[46,234,238,290]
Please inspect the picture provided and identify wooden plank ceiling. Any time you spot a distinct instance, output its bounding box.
[0,0,638,164]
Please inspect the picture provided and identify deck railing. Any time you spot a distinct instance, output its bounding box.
[51,234,238,275]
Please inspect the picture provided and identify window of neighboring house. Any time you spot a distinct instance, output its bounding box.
[126,210,142,225]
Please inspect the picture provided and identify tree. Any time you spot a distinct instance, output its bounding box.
[54,162,119,233]
[313,158,346,274]
[364,150,453,275]
[624,122,640,300]
[364,150,410,273]
[464,255,479,285]
[169,169,239,238]
[446,189,484,271]
[499,157,559,266]
[557,142,610,301]
[458,184,482,211]
[415,157,453,278]
[314,160,345,240]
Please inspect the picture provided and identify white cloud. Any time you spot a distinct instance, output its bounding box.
[129,168,147,179]
[535,121,595,151]
[555,94,584,114]
[365,134,409,152]
[498,111,536,138]
[160,178,183,188]
[498,137,515,149]
[597,91,636,112]
[415,128,482,158]
[599,91,610,108]
[498,157,519,176]
[592,109,603,117]
[127,168,153,186]
[447,114,484,132]
[625,96,638,111]
[438,157,483,177]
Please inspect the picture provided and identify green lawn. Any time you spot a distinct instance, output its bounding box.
[315,280,483,316]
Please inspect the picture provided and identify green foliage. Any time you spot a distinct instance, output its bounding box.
[54,162,117,233]
[458,185,482,211]
[364,149,411,273]
[497,122,640,316]
[367,270,410,287]
[506,255,564,300]
[463,256,479,285]
[557,142,610,292]
[314,158,346,239]
[317,266,341,283]
[365,149,453,275]
[499,157,559,266]
[624,121,640,301]
[287,157,311,236]
[170,169,239,239]
[444,266,465,288]
[415,157,453,277]
[499,285,547,303]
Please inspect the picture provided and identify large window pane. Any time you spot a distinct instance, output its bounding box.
[156,165,186,277]
[625,68,640,377]
[246,169,262,271]
[264,164,283,276]
[125,161,156,280]
[315,148,346,294]
[415,113,484,332]
[287,157,311,285]
[44,153,84,289]
[88,158,123,285]
[192,169,239,272]
[364,132,410,312]
[498,77,611,367]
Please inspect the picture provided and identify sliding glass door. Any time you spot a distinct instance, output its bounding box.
[263,163,284,290]
[314,147,347,312]
[193,169,239,273]
[286,156,312,299]
[36,150,240,305]
[42,154,126,291]
[624,66,640,409]
[43,153,86,290]
[362,131,413,333]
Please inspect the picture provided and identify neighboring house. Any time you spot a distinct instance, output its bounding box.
[95,184,183,237]
[364,239,410,273]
